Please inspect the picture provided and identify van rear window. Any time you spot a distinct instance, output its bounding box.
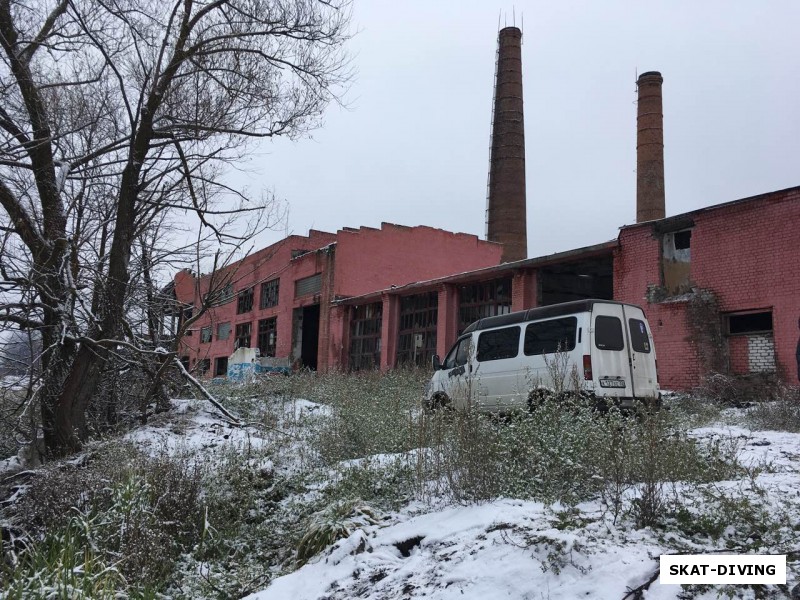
[524,317,577,356]
[595,316,624,351]
[477,326,520,362]
[628,318,651,353]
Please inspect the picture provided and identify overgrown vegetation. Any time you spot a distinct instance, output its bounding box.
[2,369,798,597]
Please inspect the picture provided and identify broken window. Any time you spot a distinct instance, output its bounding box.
[258,317,277,357]
[458,278,512,334]
[181,307,193,335]
[725,310,775,374]
[197,358,210,375]
[235,322,252,349]
[200,326,212,343]
[237,288,254,314]
[349,303,382,371]
[727,311,773,335]
[217,322,231,341]
[260,278,280,309]
[221,284,233,303]
[397,292,438,367]
[662,228,692,295]
[214,356,228,377]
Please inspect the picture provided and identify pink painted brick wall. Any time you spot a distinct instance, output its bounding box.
[176,225,502,374]
[333,223,502,298]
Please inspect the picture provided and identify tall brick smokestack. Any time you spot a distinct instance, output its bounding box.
[636,71,666,222]
[486,26,527,263]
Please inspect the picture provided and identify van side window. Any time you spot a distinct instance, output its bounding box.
[524,317,577,356]
[444,336,471,369]
[628,318,651,353]
[595,315,624,350]
[477,326,520,362]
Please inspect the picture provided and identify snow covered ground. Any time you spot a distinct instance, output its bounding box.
[81,394,800,599]
[241,417,800,599]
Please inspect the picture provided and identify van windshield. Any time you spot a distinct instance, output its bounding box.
[444,336,471,369]
[595,315,624,351]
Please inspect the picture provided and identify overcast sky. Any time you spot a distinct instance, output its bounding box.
[237,0,800,259]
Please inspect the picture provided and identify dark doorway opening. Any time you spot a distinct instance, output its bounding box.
[301,304,320,370]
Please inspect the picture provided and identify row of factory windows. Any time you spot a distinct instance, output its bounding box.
[190,272,323,321]
[233,273,323,314]
[233,278,280,314]
[349,278,513,370]
[347,279,777,372]
[199,316,278,355]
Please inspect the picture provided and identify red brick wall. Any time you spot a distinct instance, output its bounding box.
[728,336,749,375]
[615,188,800,389]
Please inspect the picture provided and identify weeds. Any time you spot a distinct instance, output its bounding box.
[746,386,800,432]
[2,368,780,598]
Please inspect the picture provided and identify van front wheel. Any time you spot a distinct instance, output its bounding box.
[425,392,452,413]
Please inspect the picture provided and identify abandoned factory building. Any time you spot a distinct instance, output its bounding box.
[173,28,799,390]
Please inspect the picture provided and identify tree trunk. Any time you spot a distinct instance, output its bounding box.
[39,342,82,457]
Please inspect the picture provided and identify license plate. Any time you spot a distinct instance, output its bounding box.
[599,379,626,388]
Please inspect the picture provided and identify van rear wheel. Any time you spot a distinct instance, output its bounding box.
[527,388,553,412]
[528,389,592,412]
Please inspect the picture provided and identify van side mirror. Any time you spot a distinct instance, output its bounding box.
[432,354,442,370]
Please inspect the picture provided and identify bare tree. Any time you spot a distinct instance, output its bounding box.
[0,0,351,457]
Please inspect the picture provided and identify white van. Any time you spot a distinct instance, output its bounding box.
[425,300,659,412]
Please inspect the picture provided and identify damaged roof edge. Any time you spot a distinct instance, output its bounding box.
[334,240,617,306]
[620,184,800,231]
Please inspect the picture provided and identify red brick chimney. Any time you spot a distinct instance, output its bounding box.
[486,26,527,263]
[636,71,666,222]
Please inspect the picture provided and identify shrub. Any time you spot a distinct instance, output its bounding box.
[667,482,796,552]
[295,499,379,566]
[306,369,425,463]
[413,393,743,521]
[8,442,205,589]
[1,516,134,599]
[746,386,800,432]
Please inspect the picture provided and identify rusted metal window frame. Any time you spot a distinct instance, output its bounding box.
[260,278,280,309]
[396,292,438,367]
[349,302,382,371]
[237,287,254,314]
[234,322,252,349]
[458,277,512,334]
[257,317,278,357]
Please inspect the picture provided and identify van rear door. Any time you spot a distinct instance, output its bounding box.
[622,306,659,399]
[591,303,634,398]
